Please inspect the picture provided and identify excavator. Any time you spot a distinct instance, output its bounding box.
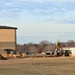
[54,41,71,56]
[55,41,63,56]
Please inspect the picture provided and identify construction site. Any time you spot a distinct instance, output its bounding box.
[0,26,75,75]
[0,40,75,60]
[0,26,75,60]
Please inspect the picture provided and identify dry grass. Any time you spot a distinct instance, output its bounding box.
[0,57,75,75]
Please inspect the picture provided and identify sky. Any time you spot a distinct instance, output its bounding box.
[0,0,75,44]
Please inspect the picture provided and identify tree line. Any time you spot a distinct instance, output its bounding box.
[17,40,75,54]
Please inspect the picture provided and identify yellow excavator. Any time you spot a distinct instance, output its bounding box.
[55,41,63,56]
[54,41,71,56]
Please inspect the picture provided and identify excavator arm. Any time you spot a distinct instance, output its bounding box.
[55,42,63,56]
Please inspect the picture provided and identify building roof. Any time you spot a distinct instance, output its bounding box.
[0,26,17,29]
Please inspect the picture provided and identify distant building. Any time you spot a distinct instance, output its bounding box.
[0,26,17,54]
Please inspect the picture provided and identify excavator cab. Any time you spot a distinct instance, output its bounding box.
[56,50,63,56]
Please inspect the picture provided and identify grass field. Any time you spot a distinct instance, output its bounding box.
[0,57,75,75]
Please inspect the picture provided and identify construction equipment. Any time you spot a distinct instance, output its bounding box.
[0,54,7,60]
[55,41,63,56]
[64,50,72,56]
[54,41,71,57]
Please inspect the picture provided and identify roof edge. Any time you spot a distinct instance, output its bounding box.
[0,26,17,29]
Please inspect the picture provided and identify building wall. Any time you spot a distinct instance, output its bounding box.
[0,29,16,54]
[70,48,75,55]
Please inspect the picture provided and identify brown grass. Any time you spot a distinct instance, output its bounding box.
[0,57,75,75]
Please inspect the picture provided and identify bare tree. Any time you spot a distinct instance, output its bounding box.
[26,43,39,54]
[40,40,50,45]
[17,44,24,53]
[42,43,54,52]
[67,40,75,47]
[39,40,50,53]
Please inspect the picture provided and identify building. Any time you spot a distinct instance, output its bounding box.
[0,26,17,54]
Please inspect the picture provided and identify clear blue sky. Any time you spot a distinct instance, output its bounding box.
[0,0,75,44]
